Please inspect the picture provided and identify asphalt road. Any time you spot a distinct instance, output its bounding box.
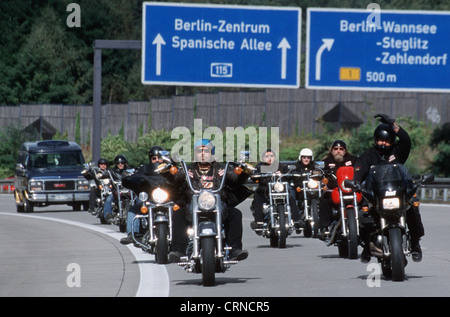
[0,194,449,298]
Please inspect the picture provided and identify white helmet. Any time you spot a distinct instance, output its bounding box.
[299,148,313,161]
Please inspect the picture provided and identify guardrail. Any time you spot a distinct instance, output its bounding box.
[2,177,450,203]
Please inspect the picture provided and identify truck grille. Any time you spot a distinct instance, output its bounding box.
[44,181,75,191]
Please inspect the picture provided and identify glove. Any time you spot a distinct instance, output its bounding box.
[374,113,395,126]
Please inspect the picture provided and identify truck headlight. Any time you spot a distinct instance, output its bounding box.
[77,180,90,190]
[198,191,215,210]
[29,180,43,192]
[152,188,168,204]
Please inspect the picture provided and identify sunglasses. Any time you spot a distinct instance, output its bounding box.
[195,148,211,154]
[333,147,345,151]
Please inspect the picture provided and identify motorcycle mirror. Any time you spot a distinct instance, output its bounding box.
[287,164,296,170]
[239,151,251,161]
[421,173,435,184]
[343,179,355,188]
[160,150,170,157]
[315,161,325,169]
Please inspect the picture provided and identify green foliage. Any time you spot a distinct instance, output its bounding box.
[429,123,450,177]
[0,125,38,178]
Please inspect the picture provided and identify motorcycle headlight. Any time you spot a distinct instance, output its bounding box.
[138,192,149,202]
[152,188,169,204]
[382,197,400,210]
[102,178,110,185]
[307,179,319,189]
[273,182,284,193]
[198,191,215,210]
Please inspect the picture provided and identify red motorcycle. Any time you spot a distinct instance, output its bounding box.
[326,166,363,259]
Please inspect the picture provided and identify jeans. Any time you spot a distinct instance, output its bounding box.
[126,204,141,235]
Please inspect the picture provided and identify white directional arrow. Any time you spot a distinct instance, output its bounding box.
[152,33,166,76]
[277,38,291,79]
[315,38,334,81]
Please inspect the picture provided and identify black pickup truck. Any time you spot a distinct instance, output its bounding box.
[14,140,90,212]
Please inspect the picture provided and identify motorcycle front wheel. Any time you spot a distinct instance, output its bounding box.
[346,208,358,259]
[389,227,406,281]
[201,236,216,286]
[277,204,287,248]
[155,223,169,264]
[311,198,320,238]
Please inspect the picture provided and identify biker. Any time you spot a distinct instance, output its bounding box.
[87,158,109,215]
[354,113,424,263]
[295,148,316,174]
[250,149,304,233]
[317,140,358,240]
[104,155,130,223]
[166,139,252,263]
[120,147,167,245]
[293,148,317,210]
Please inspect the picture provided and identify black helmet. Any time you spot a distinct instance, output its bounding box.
[148,146,165,160]
[331,139,347,149]
[97,158,108,166]
[114,155,128,165]
[374,123,396,154]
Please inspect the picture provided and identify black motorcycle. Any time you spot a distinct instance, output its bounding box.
[251,167,301,248]
[346,164,434,281]
[174,160,250,286]
[293,164,325,238]
[122,173,176,264]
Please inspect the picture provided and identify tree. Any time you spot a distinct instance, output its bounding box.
[430,123,450,177]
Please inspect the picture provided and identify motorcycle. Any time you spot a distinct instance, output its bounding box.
[122,167,177,264]
[82,163,112,221]
[251,166,300,248]
[173,159,251,286]
[346,164,434,281]
[293,162,325,238]
[324,166,362,259]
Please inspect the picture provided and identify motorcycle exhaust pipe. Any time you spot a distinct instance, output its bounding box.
[369,242,383,258]
[327,220,341,246]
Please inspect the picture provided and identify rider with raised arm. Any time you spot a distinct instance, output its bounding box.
[354,113,424,263]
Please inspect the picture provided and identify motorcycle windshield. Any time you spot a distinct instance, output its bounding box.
[367,164,412,192]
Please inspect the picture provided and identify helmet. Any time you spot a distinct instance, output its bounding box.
[148,146,165,159]
[374,123,396,155]
[299,148,313,161]
[374,123,396,143]
[114,155,128,165]
[97,158,108,166]
[331,139,347,149]
[194,139,215,155]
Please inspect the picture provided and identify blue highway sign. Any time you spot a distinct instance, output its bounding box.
[306,8,450,92]
[142,2,301,88]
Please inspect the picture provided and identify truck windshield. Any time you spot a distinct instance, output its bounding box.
[29,152,84,169]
